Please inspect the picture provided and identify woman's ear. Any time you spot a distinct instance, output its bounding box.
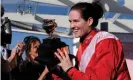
[87,17,94,26]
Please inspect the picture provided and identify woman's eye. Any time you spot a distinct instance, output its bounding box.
[34,46,39,48]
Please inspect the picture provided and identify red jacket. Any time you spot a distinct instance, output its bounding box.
[53,29,131,80]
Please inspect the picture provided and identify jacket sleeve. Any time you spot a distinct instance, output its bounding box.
[67,39,130,80]
[52,74,63,80]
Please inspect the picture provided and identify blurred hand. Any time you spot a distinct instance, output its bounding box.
[54,48,73,72]
[9,41,25,62]
[16,41,25,56]
[38,66,49,80]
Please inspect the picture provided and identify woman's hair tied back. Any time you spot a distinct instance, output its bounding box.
[92,1,104,19]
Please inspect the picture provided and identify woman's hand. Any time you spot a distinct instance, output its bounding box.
[16,41,25,56]
[54,48,73,72]
[8,41,25,62]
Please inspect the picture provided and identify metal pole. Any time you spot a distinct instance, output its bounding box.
[34,2,38,15]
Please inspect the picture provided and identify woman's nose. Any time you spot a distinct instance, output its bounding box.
[70,23,75,29]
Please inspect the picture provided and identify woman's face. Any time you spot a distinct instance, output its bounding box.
[30,40,40,57]
[69,10,91,38]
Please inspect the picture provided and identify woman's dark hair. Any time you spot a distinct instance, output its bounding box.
[70,1,104,27]
[23,36,41,55]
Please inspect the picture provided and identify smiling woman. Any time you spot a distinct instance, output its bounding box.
[53,2,131,80]
[2,0,133,79]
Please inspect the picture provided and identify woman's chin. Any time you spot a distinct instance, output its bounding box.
[73,34,80,38]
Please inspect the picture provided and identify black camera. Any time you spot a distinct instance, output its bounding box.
[1,5,12,46]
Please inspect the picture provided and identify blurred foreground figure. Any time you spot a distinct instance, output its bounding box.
[1,5,25,80]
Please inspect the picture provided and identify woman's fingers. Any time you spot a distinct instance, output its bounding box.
[64,48,70,60]
[55,48,73,72]
[57,49,66,60]
[55,48,70,61]
[54,52,62,61]
[17,42,24,49]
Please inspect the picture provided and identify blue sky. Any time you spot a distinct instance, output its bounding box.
[1,0,133,54]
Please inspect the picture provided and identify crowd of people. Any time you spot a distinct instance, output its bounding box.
[1,1,131,80]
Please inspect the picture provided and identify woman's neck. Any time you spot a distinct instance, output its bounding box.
[80,29,93,42]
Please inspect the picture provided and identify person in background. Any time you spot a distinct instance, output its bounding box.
[16,36,45,80]
[24,36,41,63]
[54,2,131,80]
